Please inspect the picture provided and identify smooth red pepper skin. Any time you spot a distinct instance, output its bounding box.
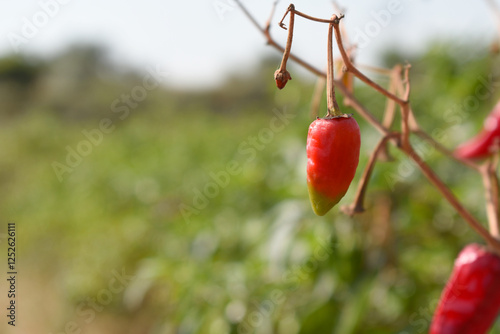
[429,244,500,334]
[454,101,500,159]
[306,116,360,216]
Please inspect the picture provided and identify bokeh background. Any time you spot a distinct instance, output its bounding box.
[1,0,500,333]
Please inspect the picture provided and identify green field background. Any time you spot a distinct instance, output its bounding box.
[1,43,500,333]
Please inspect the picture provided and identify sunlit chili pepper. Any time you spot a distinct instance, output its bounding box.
[306,115,360,216]
[429,243,500,334]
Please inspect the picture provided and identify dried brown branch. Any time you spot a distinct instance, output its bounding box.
[331,18,408,106]
[291,8,337,24]
[481,158,500,238]
[382,75,397,129]
[388,64,413,150]
[490,163,500,236]
[340,65,355,107]
[264,1,280,33]
[402,64,412,101]
[358,64,394,76]
[274,4,294,89]
[342,134,397,215]
[404,146,500,254]
[233,0,325,77]
[235,2,500,253]
[391,63,481,170]
[377,70,399,161]
[326,15,341,116]
[334,80,391,136]
[233,0,387,133]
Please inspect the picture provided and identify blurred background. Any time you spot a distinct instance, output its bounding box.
[1,0,500,333]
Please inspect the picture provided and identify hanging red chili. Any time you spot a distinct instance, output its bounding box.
[429,243,500,334]
[306,115,360,216]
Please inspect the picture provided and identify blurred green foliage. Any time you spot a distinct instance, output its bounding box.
[2,43,500,333]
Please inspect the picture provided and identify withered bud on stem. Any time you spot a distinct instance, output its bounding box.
[274,69,292,89]
[274,4,295,90]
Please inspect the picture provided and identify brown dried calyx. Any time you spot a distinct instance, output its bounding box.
[274,69,292,90]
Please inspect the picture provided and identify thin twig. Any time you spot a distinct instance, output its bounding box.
[291,8,337,24]
[274,4,294,89]
[358,64,394,76]
[331,0,351,59]
[481,158,500,238]
[331,18,408,106]
[391,64,412,150]
[378,71,399,161]
[402,64,411,101]
[396,65,412,150]
[327,16,341,116]
[234,0,387,133]
[342,134,397,215]
[233,0,263,35]
[388,60,481,171]
[278,4,293,28]
[382,74,397,129]
[490,157,500,236]
[404,146,500,254]
[264,0,280,33]
[341,64,355,107]
[334,80,390,136]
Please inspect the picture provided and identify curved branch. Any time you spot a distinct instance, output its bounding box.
[481,159,500,238]
[404,146,500,254]
[332,18,409,106]
[342,133,398,215]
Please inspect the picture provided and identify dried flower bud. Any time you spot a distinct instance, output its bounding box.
[274,69,292,90]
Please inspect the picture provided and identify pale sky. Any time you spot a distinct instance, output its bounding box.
[0,0,497,89]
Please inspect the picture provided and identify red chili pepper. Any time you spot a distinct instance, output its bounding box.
[306,115,360,216]
[454,101,500,159]
[429,243,500,334]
